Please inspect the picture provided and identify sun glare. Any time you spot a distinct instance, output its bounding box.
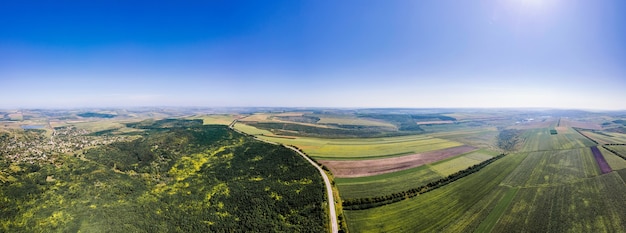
[505,0,560,21]
[519,0,545,7]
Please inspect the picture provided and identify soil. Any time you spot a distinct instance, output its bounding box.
[319,145,477,178]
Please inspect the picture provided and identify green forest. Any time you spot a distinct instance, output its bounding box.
[0,120,327,232]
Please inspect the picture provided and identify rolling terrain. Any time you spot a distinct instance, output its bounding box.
[2,108,626,232]
[0,118,328,232]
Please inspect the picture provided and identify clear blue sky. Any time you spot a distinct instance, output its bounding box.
[1,0,625,109]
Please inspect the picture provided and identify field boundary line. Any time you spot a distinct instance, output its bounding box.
[342,154,506,210]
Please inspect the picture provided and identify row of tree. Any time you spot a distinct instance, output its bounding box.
[572,127,598,144]
[602,145,626,161]
[342,153,506,210]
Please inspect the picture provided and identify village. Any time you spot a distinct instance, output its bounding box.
[0,125,130,165]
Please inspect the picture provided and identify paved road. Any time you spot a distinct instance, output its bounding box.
[285,145,338,233]
[229,120,338,233]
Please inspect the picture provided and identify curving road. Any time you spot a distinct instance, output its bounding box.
[285,145,338,233]
[229,120,338,233]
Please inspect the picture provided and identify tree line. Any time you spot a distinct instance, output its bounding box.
[342,153,507,210]
[572,127,598,144]
[602,145,626,161]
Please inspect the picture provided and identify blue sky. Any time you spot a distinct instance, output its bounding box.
[1,0,625,109]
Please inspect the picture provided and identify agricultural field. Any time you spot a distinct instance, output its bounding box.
[430,150,495,176]
[491,173,626,232]
[520,127,596,152]
[558,118,603,130]
[66,120,128,133]
[335,165,443,199]
[600,146,626,170]
[344,126,626,232]
[605,145,626,157]
[238,113,273,122]
[335,149,499,199]
[316,116,396,128]
[591,146,612,174]
[5,108,626,232]
[430,129,500,150]
[579,130,626,145]
[344,152,528,232]
[500,149,599,187]
[318,145,477,177]
[233,122,275,136]
[233,110,479,138]
[256,134,463,159]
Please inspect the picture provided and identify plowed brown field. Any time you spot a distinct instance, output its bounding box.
[319,145,477,178]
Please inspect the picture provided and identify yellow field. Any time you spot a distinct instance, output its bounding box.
[601,147,626,170]
[430,151,494,176]
[239,113,272,122]
[256,134,463,159]
[233,123,274,135]
[583,131,626,144]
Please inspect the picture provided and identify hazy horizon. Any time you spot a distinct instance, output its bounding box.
[2,0,625,110]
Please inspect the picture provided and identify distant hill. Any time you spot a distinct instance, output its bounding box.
[77,112,116,118]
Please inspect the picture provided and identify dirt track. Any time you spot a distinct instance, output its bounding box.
[319,145,477,178]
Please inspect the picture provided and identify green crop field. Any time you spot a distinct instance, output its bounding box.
[520,128,596,152]
[580,130,626,144]
[606,132,626,142]
[255,134,463,159]
[600,146,626,170]
[344,153,528,232]
[474,187,519,232]
[492,173,626,232]
[430,150,495,176]
[5,109,626,232]
[501,148,598,187]
[233,122,274,135]
[431,129,499,149]
[336,149,497,199]
[344,127,626,232]
[335,165,442,199]
[605,145,626,157]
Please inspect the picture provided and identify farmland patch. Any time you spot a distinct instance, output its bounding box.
[474,187,519,233]
[335,165,442,199]
[316,116,397,128]
[430,151,494,176]
[318,145,477,177]
[520,128,596,152]
[501,148,598,187]
[344,153,527,232]
[256,134,463,159]
[601,147,626,170]
[591,146,612,174]
[492,173,626,232]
